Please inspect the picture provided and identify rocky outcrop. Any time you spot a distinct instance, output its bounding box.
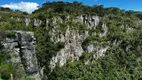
[49,27,89,70]
[0,31,42,80]
[75,15,100,29]
[24,18,42,27]
[48,15,110,71]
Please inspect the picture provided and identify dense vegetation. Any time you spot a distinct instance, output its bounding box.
[0,1,142,80]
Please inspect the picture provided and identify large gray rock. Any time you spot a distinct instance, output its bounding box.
[0,31,42,80]
[16,31,38,74]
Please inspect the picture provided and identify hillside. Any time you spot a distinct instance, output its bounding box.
[0,1,142,80]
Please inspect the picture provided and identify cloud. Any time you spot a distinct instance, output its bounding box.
[1,1,39,13]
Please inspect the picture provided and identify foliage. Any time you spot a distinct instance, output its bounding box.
[0,51,13,80]
[0,1,142,80]
[0,64,13,79]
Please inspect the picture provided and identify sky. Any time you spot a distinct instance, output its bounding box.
[0,0,142,13]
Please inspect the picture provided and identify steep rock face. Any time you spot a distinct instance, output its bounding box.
[47,15,110,70]
[24,15,100,28]
[0,31,42,80]
[17,31,40,75]
[75,15,100,29]
[49,27,89,70]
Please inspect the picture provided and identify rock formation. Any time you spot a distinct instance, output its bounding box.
[47,15,111,71]
[0,31,42,80]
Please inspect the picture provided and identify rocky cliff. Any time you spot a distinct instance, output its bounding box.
[41,14,136,73]
[0,31,42,80]
[1,14,132,70]
[0,13,140,79]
